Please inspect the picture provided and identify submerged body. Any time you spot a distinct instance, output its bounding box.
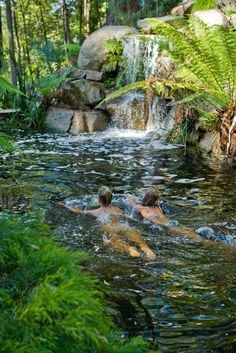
[61,186,156,260]
[128,189,198,239]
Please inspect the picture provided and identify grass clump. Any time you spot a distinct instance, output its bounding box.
[0,215,159,353]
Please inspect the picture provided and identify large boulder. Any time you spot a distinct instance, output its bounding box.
[171,0,195,16]
[72,79,105,106]
[45,106,109,134]
[78,25,138,71]
[199,132,222,157]
[51,79,105,108]
[45,107,74,132]
[70,111,110,134]
[99,91,170,132]
[193,10,228,27]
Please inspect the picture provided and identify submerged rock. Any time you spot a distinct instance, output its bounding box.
[78,25,138,71]
[196,226,236,244]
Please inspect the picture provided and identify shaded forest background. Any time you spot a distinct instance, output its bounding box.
[0,0,179,89]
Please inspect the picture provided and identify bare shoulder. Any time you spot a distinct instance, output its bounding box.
[112,206,122,214]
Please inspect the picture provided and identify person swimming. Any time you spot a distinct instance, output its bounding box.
[127,188,167,225]
[127,188,198,239]
[60,186,156,260]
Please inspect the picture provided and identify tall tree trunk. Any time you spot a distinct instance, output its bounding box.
[20,5,33,79]
[12,1,24,91]
[78,0,83,43]
[62,0,71,44]
[107,0,116,25]
[0,7,4,73]
[35,0,52,73]
[83,0,90,38]
[5,0,17,85]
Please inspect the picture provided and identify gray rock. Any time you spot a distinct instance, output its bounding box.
[52,82,88,109]
[69,111,110,134]
[100,90,171,133]
[69,69,107,82]
[193,10,228,27]
[72,79,105,106]
[171,0,195,16]
[78,25,138,71]
[102,91,147,130]
[84,111,110,132]
[45,107,73,132]
[69,111,86,134]
[199,132,222,157]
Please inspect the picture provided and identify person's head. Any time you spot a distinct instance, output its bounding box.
[141,188,160,207]
[98,186,112,206]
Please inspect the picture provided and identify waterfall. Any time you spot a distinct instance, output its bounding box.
[122,35,160,84]
[110,92,146,130]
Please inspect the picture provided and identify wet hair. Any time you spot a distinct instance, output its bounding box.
[98,186,112,206]
[141,188,160,207]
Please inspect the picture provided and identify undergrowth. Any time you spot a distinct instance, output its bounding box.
[0,215,160,353]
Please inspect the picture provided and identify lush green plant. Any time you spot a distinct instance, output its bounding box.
[0,133,16,152]
[148,17,236,156]
[104,81,149,102]
[103,38,124,73]
[0,215,160,353]
[191,0,217,12]
[10,70,71,128]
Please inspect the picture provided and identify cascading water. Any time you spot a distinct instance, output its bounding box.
[109,34,174,134]
[122,35,160,84]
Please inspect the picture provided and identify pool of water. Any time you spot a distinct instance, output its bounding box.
[1,129,236,353]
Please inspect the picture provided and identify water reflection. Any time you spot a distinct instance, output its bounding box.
[0,129,236,353]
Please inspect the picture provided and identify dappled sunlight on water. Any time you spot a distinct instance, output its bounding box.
[0,129,236,352]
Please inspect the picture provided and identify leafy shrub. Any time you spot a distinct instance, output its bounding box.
[0,215,159,353]
[103,38,124,73]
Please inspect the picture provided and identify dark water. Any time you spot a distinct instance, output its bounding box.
[0,129,236,353]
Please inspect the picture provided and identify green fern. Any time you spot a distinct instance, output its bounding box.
[151,18,236,112]
[191,0,217,12]
[104,81,149,101]
[0,132,16,152]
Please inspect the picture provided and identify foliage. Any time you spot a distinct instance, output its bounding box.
[9,70,71,128]
[0,215,160,353]
[104,81,149,101]
[0,132,16,152]
[103,39,124,73]
[149,17,236,137]
[191,0,217,12]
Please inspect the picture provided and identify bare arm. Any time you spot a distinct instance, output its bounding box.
[58,203,82,214]
[126,195,142,211]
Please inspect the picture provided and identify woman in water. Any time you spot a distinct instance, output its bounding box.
[60,186,156,260]
[127,188,198,239]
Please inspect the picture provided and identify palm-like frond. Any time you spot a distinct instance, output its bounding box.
[152,18,236,112]
[0,76,19,95]
[103,81,149,102]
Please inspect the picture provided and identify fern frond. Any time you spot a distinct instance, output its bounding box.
[103,81,148,101]
[191,0,217,12]
[0,76,20,95]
